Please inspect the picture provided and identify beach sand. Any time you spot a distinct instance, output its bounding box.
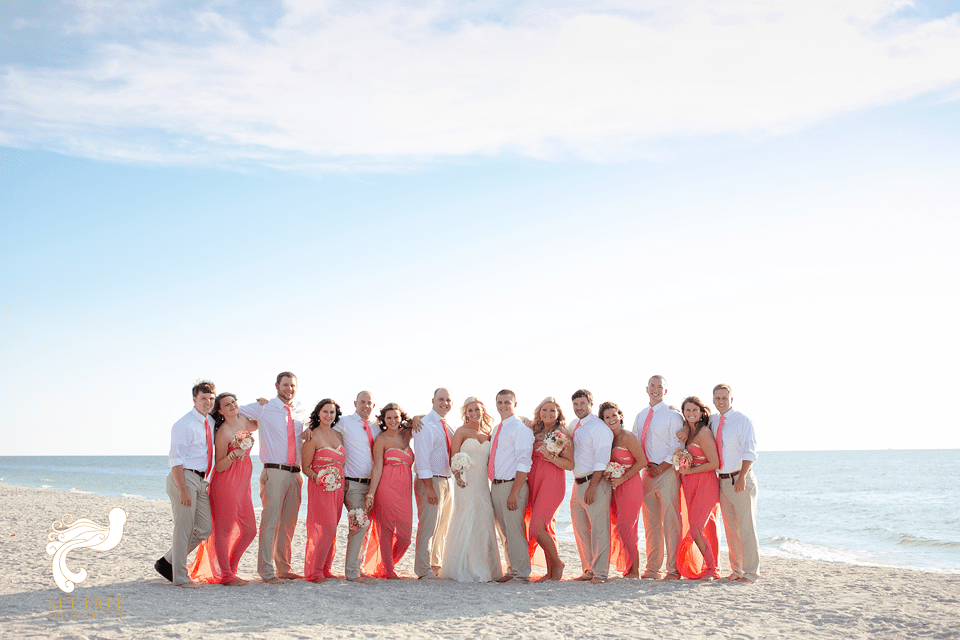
[2,485,958,639]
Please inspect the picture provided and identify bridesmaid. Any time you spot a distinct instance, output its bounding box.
[364,403,414,579]
[676,395,721,580]
[301,398,345,582]
[526,397,573,581]
[188,393,258,586]
[599,401,646,579]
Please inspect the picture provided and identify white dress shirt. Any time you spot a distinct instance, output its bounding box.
[491,415,535,480]
[168,408,212,472]
[632,401,683,464]
[333,412,375,479]
[571,413,614,478]
[709,409,758,474]
[413,410,453,480]
[239,397,304,466]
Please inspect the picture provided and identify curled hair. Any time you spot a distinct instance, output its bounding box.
[571,388,593,404]
[192,380,216,398]
[597,401,623,427]
[210,392,236,432]
[680,396,711,440]
[531,397,566,431]
[276,371,297,385]
[376,402,410,432]
[460,397,494,434]
[309,398,343,430]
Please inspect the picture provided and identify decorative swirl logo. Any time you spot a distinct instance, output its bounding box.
[46,508,128,593]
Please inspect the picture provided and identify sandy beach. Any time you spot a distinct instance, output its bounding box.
[2,484,957,640]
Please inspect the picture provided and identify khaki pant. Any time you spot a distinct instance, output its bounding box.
[343,479,371,580]
[719,469,760,582]
[414,476,452,577]
[491,481,530,580]
[641,467,681,578]
[570,478,612,579]
[258,467,302,580]
[163,470,212,585]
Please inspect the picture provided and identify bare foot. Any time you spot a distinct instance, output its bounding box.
[663,574,680,581]
[176,581,201,589]
[431,565,441,576]
[225,578,248,587]
[348,577,370,584]
[550,561,565,580]
[265,577,286,584]
[574,572,594,581]
[496,574,514,583]
[386,574,402,580]
[589,577,605,584]
[531,575,551,583]
[623,572,640,579]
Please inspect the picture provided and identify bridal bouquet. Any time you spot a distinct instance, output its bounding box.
[605,461,626,479]
[450,452,473,486]
[672,449,693,470]
[543,430,569,454]
[232,430,255,451]
[317,467,342,491]
[347,508,368,531]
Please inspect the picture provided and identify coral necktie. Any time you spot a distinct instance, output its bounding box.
[204,418,213,476]
[640,409,654,459]
[285,406,296,465]
[488,422,503,481]
[715,415,725,471]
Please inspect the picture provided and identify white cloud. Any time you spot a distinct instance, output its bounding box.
[2,0,958,170]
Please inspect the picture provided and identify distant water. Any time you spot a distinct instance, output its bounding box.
[2,450,957,574]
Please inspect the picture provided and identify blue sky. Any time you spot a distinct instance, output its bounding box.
[2,0,959,455]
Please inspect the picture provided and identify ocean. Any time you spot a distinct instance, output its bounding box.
[2,450,957,574]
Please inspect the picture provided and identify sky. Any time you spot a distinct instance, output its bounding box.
[2,0,959,456]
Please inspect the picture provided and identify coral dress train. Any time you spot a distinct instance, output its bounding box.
[188,444,257,583]
[677,443,720,579]
[364,447,414,579]
[525,437,566,567]
[304,446,346,581]
[609,446,643,575]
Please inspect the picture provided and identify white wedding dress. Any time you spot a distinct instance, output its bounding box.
[439,438,504,582]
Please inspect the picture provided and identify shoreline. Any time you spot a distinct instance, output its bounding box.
[5,479,957,576]
[3,485,959,639]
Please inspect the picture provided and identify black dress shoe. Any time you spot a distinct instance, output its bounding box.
[155,557,173,582]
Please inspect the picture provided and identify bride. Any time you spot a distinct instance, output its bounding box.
[439,397,503,582]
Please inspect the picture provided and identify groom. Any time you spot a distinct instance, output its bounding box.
[413,388,455,579]
[489,389,535,583]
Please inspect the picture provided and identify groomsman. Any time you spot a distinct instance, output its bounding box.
[569,389,614,584]
[239,372,303,584]
[413,388,455,579]
[489,389,535,583]
[155,380,216,587]
[632,374,684,580]
[711,384,760,583]
[334,390,378,582]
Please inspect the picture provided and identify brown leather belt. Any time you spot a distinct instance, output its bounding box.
[264,463,301,473]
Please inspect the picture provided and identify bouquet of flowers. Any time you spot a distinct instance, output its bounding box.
[672,449,693,470]
[450,452,473,486]
[605,461,626,479]
[347,508,368,531]
[232,430,255,450]
[543,430,569,454]
[317,467,342,491]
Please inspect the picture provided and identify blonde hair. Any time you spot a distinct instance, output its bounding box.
[460,396,494,433]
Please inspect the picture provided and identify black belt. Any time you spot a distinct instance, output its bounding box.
[185,468,206,480]
[575,475,590,485]
[345,476,370,484]
[491,478,513,485]
[264,463,301,473]
[433,475,450,480]
[718,471,740,484]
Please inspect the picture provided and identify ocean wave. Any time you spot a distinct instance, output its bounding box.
[896,533,960,550]
[69,488,95,495]
[763,536,960,574]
